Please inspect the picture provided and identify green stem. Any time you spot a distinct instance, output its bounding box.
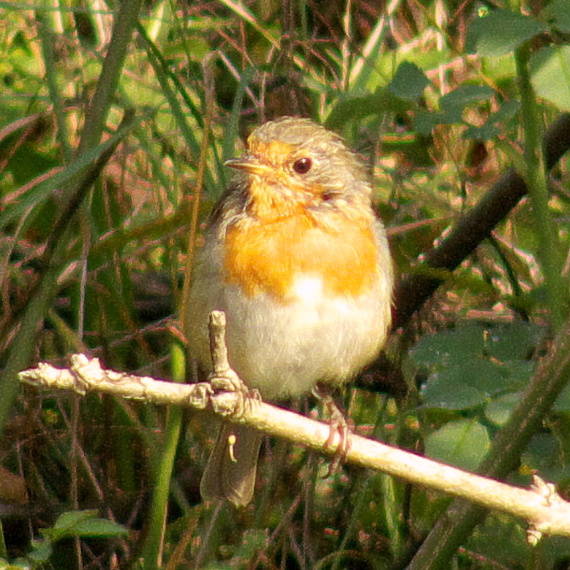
[35,10,72,161]
[141,342,186,569]
[407,315,570,569]
[515,44,567,330]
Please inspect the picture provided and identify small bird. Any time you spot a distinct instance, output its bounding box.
[188,116,393,507]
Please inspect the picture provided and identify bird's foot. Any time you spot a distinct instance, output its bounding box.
[313,382,353,476]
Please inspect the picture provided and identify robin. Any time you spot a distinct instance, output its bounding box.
[188,116,393,507]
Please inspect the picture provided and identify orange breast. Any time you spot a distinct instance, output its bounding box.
[224,210,378,301]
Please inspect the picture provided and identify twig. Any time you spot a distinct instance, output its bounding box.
[18,312,570,541]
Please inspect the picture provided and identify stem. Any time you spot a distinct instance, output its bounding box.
[141,342,185,569]
[407,315,570,569]
[515,44,567,330]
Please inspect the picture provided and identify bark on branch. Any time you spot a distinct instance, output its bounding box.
[18,311,570,542]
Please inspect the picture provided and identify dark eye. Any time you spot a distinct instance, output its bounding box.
[292,157,312,174]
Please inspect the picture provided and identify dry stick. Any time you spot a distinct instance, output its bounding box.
[18,311,570,540]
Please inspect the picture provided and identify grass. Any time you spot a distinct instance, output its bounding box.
[1,1,569,568]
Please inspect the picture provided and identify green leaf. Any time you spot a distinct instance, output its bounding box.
[467,9,547,57]
[466,515,531,566]
[554,383,570,411]
[41,510,127,541]
[26,539,53,563]
[203,529,267,569]
[485,322,543,361]
[414,85,497,135]
[421,358,507,410]
[388,61,430,100]
[522,433,560,472]
[421,371,486,410]
[71,518,129,538]
[541,0,570,33]
[425,420,490,470]
[485,392,520,426]
[464,123,500,140]
[530,46,570,112]
[413,110,457,134]
[490,99,520,122]
[409,324,487,369]
[440,84,495,111]
[325,89,410,130]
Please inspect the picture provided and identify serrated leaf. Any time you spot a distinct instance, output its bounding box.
[388,61,430,100]
[467,9,547,57]
[425,420,490,470]
[530,46,570,111]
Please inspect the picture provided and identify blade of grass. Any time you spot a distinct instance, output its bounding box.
[0,0,143,434]
[141,341,185,569]
[141,52,218,569]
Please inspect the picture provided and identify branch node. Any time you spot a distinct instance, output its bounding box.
[531,474,562,506]
[527,526,543,547]
[526,474,568,543]
[69,354,104,395]
[206,310,261,418]
[186,382,213,410]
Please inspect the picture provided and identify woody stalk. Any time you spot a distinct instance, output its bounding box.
[18,310,570,542]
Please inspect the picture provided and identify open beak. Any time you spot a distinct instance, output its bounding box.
[224,156,271,176]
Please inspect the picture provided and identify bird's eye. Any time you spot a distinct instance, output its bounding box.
[292,157,312,174]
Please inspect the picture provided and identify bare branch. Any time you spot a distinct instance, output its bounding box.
[17,311,570,541]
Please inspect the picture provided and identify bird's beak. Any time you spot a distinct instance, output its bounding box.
[224,156,271,176]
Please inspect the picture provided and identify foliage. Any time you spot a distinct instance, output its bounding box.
[0,0,569,568]
[0,511,127,569]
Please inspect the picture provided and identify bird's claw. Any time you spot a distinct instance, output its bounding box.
[207,369,260,417]
[313,382,353,476]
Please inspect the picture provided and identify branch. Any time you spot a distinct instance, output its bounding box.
[18,312,570,541]
[393,113,570,328]
[407,311,570,568]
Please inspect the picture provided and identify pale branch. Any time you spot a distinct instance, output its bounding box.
[17,311,570,541]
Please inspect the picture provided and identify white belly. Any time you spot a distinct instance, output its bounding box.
[212,274,389,399]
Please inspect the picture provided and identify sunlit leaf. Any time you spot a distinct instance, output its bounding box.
[530,46,570,112]
[425,420,490,470]
[467,10,547,57]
